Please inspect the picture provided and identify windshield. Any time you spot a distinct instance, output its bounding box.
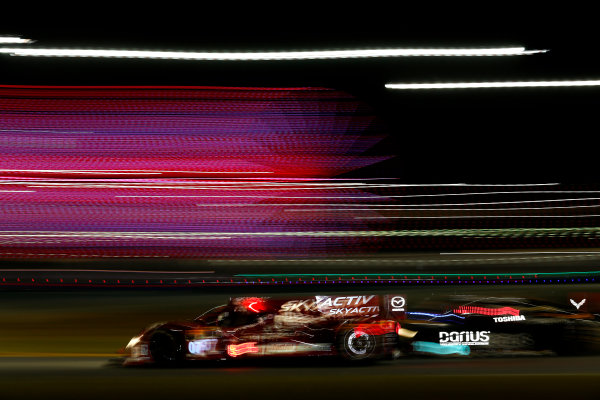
[217,310,265,328]
[195,304,228,325]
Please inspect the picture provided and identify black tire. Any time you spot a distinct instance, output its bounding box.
[148,330,185,366]
[337,328,380,361]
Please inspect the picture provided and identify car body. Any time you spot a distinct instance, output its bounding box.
[122,294,406,366]
[402,295,600,357]
[122,293,600,366]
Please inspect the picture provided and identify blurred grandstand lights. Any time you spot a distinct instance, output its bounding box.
[0,47,547,59]
[386,80,600,89]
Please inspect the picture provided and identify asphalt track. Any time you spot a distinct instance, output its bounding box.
[1,285,599,399]
[0,356,599,400]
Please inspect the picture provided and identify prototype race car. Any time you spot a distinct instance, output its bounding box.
[123,294,405,365]
[122,293,600,366]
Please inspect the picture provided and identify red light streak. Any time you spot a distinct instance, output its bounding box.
[354,322,396,337]
[227,342,259,357]
[453,306,520,316]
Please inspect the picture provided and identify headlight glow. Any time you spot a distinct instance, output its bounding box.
[126,336,141,348]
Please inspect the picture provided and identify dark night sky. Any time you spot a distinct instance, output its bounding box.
[2,6,599,183]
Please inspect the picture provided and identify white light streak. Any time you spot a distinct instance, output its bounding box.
[357,197,600,207]
[286,204,600,211]
[0,47,546,60]
[273,197,600,208]
[386,80,600,89]
[0,36,33,44]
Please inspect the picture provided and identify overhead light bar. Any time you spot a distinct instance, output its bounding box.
[0,36,33,44]
[386,80,600,89]
[0,46,546,60]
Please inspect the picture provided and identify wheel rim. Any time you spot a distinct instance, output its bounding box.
[346,331,375,357]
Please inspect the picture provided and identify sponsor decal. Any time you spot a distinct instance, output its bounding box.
[279,296,380,316]
[316,295,379,316]
[439,331,490,346]
[493,315,526,323]
[570,298,586,310]
[262,343,297,354]
[188,339,218,355]
[261,342,331,355]
[280,299,319,313]
[390,296,406,312]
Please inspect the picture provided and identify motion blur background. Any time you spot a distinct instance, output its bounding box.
[1,5,600,399]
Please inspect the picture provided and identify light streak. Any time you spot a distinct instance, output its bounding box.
[1,227,600,239]
[386,80,600,89]
[2,83,600,259]
[454,306,520,316]
[227,342,259,357]
[358,214,600,219]
[0,47,546,59]
[0,36,32,44]
[412,341,470,355]
[406,312,465,319]
[287,204,600,211]
[0,169,272,175]
[198,204,600,209]
[353,197,600,207]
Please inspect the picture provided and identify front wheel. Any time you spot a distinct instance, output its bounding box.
[148,330,185,366]
[337,328,379,361]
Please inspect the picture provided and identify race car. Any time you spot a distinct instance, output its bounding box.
[122,293,600,366]
[122,294,407,366]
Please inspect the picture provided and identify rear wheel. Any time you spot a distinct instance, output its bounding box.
[149,330,184,366]
[337,328,379,361]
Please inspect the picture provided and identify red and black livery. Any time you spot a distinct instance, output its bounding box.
[123,294,407,366]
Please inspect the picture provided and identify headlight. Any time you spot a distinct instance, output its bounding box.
[126,336,141,348]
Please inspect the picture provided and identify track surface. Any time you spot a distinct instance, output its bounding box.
[1,356,599,399]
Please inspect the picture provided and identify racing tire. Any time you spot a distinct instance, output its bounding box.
[337,328,381,361]
[148,330,185,366]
